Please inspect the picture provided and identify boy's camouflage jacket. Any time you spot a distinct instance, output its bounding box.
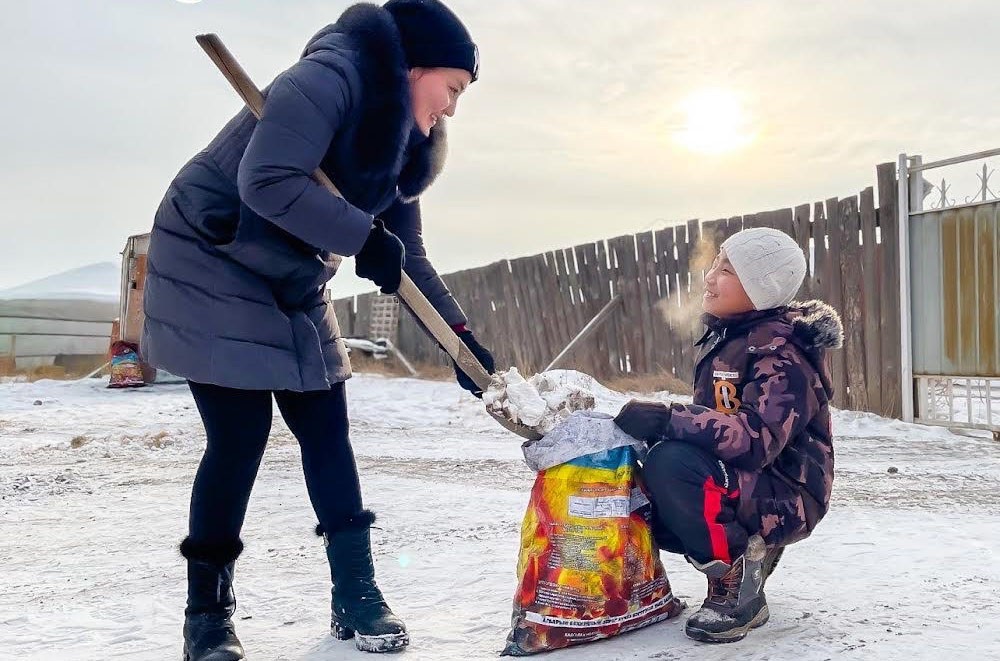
[618,300,844,547]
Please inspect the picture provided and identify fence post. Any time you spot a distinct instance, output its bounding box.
[899,154,915,423]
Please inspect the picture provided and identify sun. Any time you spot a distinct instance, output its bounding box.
[674,88,755,155]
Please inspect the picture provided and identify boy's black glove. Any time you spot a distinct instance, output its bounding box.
[613,400,673,443]
[355,219,405,294]
[453,326,494,398]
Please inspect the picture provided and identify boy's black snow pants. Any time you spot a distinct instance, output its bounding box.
[186,380,363,545]
[641,441,750,565]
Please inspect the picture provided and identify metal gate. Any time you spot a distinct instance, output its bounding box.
[899,150,1000,438]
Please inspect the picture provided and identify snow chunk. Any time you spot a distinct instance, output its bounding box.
[485,368,630,434]
[503,374,548,427]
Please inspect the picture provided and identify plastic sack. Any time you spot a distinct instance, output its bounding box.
[503,413,684,655]
[107,341,147,389]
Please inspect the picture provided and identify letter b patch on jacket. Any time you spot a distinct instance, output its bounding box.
[713,370,741,414]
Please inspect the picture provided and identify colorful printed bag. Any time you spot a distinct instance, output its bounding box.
[107,341,147,388]
[503,413,684,655]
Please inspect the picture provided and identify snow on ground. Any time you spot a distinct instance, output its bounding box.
[1,374,999,660]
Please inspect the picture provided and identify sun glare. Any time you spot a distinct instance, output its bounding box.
[674,88,754,155]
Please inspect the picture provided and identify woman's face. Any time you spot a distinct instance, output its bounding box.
[408,67,472,136]
[703,249,756,318]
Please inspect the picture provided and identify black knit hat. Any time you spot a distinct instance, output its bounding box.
[383,0,479,81]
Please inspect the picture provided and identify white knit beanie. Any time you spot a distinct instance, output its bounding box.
[720,228,807,310]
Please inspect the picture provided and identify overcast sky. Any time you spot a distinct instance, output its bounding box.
[2,0,1000,295]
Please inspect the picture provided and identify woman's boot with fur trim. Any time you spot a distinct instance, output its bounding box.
[180,538,246,661]
[317,511,409,653]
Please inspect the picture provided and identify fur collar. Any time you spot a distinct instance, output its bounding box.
[700,299,844,351]
[788,300,844,350]
[303,3,448,201]
[399,121,448,202]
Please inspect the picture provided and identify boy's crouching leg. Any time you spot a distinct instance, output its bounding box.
[641,443,769,642]
[641,442,747,564]
[685,534,770,643]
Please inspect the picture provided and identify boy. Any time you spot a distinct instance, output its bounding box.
[613,227,842,643]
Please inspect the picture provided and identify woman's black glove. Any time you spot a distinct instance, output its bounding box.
[613,400,673,443]
[354,219,405,294]
[453,325,495,398]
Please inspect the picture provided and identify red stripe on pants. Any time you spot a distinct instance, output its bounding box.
[703,476,731,564]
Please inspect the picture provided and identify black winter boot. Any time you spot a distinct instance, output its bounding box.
[684,534,770,643]
[180,538,246,661]
[317,511,409,653]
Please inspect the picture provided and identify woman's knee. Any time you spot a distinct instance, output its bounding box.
[190,382,272,452]
[276,383,349,450]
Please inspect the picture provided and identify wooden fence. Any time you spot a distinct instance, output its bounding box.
[334,162,903,419]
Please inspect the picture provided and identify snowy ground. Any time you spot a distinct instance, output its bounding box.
[2,374,999,660]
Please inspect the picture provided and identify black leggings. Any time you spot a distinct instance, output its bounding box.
[187,380,362,545]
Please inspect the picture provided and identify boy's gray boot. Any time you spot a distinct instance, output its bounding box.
[684,534,770,643]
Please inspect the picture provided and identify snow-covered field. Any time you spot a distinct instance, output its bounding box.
[2,374,999,660]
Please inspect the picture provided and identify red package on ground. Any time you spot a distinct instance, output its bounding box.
[503,443,685,655]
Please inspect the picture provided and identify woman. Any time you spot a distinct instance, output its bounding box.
[142,1,494,658]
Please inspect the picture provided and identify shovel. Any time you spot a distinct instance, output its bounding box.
[195,34,541,442]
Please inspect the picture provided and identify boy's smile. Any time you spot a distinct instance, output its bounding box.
[703,248,756,318]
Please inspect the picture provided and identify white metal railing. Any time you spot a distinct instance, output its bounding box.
[907,147,1000,173]
[915,376,1000,435]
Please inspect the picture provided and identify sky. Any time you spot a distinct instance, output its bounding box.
[2,0,1000,296]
